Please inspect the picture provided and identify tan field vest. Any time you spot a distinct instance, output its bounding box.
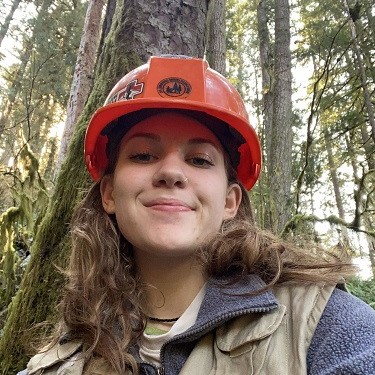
[26,283,334,375]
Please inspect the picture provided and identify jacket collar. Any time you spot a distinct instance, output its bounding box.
[170,274,279,344]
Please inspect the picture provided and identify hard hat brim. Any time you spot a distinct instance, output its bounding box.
[85,98,261,190]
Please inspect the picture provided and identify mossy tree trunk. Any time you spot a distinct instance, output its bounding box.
[54,0,105,178]
[0,0,208,372]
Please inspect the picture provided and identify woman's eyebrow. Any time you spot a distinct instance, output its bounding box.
[123,134,220,150]
[188,138,221,150]
[124,132,161,143]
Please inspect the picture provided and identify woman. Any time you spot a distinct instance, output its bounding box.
[22,56,375,375]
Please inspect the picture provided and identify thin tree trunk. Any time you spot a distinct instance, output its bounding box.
[362,211,375,278]
[342,50,375,270]
[342,0,375,143]
[54,0,105,178]
[343,51,375,171]
[346,133,375,277]
[205,0,226,75]
[0,0,22,46]
[257,0,274,229]
[364,5,374,45]
[257,0,273,162]
[355,18,375,83]
[268,0,293,233]
[323,128,351,250]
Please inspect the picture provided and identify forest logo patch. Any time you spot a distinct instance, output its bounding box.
[157,77,191,98]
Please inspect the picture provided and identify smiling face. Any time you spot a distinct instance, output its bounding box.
[100,112,242,260]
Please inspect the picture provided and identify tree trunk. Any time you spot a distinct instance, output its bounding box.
[0,0,208,372]
[360,124,375,171]
[257,0,273,161]
[346,133,375,278]
[205,0,226,75]
[342,0,375,144]
[343,50,375,171]
[97,0,116,55]
[54,0,105,179]
[0,0,22,46]
[323,128,351,251]
[257,0,274,228]
[362,212,375,278]
[364,5,374,48]
[267,0,293,233]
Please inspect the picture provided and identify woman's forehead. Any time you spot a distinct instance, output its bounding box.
[120,111,224,147]
[104,109,243,174]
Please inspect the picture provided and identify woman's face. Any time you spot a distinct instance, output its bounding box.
[100,112,241,259]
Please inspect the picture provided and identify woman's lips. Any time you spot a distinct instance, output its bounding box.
[144,198,193,212]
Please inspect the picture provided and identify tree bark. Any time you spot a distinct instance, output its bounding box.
[205,0,226,75]
[323,128,351,250]
[0,0,208,372]
[267,0,293,233]
[257,0,273,160]
[362,211,375,278]
[346,133,375,278]
[54,0,105,178]
[97,0,116,54]
[342,0,375,144]
[257,0,274,228]
[0,0,22,46]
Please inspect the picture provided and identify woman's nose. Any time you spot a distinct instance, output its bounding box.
[152,154,188,188]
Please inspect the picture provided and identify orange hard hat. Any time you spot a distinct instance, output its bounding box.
[85,55,261,190]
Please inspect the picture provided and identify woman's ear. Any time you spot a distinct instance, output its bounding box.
[224,183,242,220]
[100,175,116,214]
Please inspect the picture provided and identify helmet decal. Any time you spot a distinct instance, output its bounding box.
[108,79,144,103]
[157,77,191,98]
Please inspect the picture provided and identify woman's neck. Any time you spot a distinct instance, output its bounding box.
[135,251,206,319]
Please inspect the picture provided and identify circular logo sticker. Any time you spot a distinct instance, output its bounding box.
[157,77,192,98]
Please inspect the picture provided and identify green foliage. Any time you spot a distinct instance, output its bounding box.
[347,277,375,309]
[226,0,258,101]
[0,0,87,175]
[292,0,375,252]
[0,141,49,323]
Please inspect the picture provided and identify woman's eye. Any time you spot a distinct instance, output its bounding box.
[188,156,214,168]
[129,152,156,163]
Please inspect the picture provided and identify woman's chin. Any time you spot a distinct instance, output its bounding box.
[133,238,200,259]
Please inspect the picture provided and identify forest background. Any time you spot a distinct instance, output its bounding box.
[0,0,374,372]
